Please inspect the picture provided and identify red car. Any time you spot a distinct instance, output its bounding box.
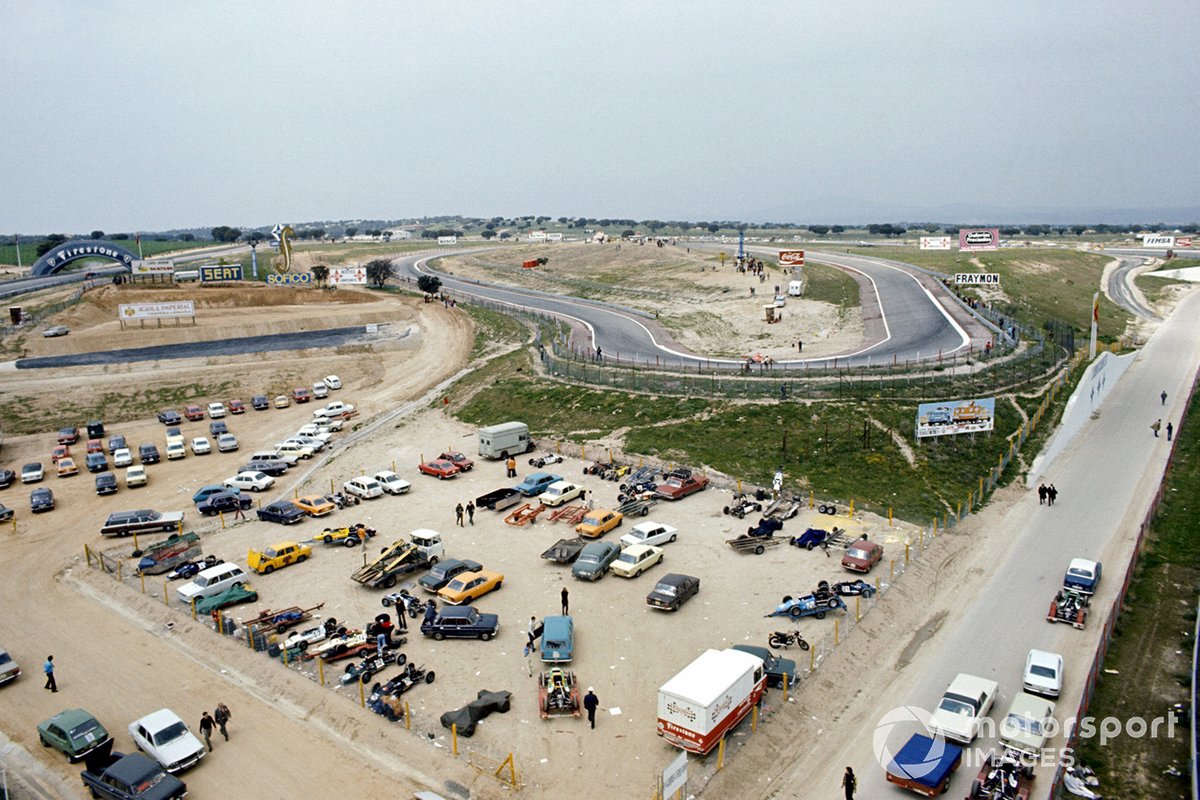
[293,387,312,403]
[228,399,246,415]
[841,538,883,573]
[51,444,70,463]
[437,452,474,472]
[86,438,105,454]
[418,459,461,479]
[183,404,205,421]
[654,471,710,500]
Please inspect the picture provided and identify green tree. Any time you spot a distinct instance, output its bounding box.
[808,225,830,236]
[480,230,496,239]
[179,233,195,242]
[365,258,394,287]
[211,226,242,243]
[36,234,68,257]
[417,274,442,294]
[344,227,358,238]
[311,265,330,285]
[89,230,105,239]
[830,225,845,234]
[706,223,720,233]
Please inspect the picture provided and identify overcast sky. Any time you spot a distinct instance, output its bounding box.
[2,0,1198,232]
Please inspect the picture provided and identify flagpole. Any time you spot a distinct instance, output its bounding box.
[1089,292,1098,360]
[136,233,144,259]
[14,235,22,271]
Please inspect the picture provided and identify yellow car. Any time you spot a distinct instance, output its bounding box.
[294,494,336,517]
[56,457,79,477]
[437,569,505,605]
[274,395,291,409]
[575,508,623,538]
[247,541,312,574]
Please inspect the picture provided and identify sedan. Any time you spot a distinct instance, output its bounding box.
[251,394,270,410]
[294,494,336,517]
[438,570,505,605]
[257,500,305,525]
[138,444,160,465]
[0,647,19,684]
[94,473,118,496]
[31,487,55,512]
[0,468,16,489]
[37,708,112,762]
[51,445,70,463]
[57,426,79,444]
[208,421,228,437]
[56,457,79,477]
[274,395,291,409]
[418,558,483,593]
[217,433,239,452]
[190,437,212,455]
[575,509,623,538]
[112,448,133,467]
[421,606,500,641]
[418,459,460,479]
[438,451,474,472]
[571,541,620,581]
[374,471,412,495]
[107,435,126,453]
[620,520,678,548]
[125,466,149,487]
[207,402,227,419]
[85,452,109,473]
[1023,649,1064,698]
[224,471,274,492]
[646,573,700,611]
[128,708,206,774]
[228,399,245,414]
[929,673,998,744]
[841,539,883,573]
[0,503,13,522]
[42,325,70,337]
[183,404,205,422]
[156,410,182,425]
[609,544,663,578]
[292,387,312,403]
[21,462,44,483]
[324,374,342,390]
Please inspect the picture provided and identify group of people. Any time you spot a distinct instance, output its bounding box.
[453,502,476,527]
[1037,483,1059,506]
[197,703,232,751]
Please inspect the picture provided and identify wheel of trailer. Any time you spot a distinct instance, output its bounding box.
[754,544,765,554]
[789,606,803,619]
[816,504,827,513]
[815,611,826,619]
[276,623,288,634]
[396,653,407,666]
[825,506,837,516]
[425,671,436,683]
[383,576,397,589]
[639,506,649,516]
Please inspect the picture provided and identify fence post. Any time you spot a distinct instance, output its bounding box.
[318,658,325,686]
[452,723,459,755]
[834,619,840,645]
[163,583,169,605]
[404,700,411,730]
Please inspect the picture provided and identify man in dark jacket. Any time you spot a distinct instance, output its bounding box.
[583,688,599,729]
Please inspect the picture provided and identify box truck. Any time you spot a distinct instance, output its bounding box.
[656,648,766,754]
[477,421,532,459]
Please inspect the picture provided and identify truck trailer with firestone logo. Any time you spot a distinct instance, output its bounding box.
[656,648,766,754]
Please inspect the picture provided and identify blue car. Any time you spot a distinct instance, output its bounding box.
[540,615,574,663]
[515,472,562,497]
[420,606,500,641]
[1063,559,1101,595]
[192,484,240,506]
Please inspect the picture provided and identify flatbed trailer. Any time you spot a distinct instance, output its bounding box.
[548,504,587,524]
[504,503,546,526]
[541,537,586,563]
[617,496,657,517]
[246,603,325,634]
[726,534,784,555]
[475,487,523,512]
[762,498,801,521]
[885,733,963,796]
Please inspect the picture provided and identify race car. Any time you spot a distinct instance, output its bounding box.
[311,524,377,547]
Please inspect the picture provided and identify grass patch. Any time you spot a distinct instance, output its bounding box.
[804,260,862,307]
[1073,391,1199,797]
[461,303,529,358]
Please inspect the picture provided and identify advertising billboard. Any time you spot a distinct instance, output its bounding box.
[130,259,175,275]
[778,250,805,266]
[1141,235,1175,247]
[199,265,243,282]
[920,236,953,250]
[331,267,367,285]
[958,228,1000,252]
[266,272,312,286]
[1176,237,1193,248]
[118,301,195,320]
[915,398,996,438]
[954,273,1001,285]
[437,235,458,245]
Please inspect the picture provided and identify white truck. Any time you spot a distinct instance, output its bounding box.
[477,421,532,459]
[656,648,766,754]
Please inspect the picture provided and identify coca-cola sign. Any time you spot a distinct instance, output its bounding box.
[778,250,805,265]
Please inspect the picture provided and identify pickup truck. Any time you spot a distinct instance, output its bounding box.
[654,470,710,500]
[81,750,188,800]
[516,472,562,497]
[475,487,522,511]
[101,509,185,537]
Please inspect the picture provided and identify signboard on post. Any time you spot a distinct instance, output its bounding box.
[331,267,367,285]
[118,301,195,320]
[662,750,688,797]
[1141,235,1175,248]
[266,272,312,286]
[954,273,1001,285]
[130,259,175,275]
[915,398,996,438]
[199,265,243,282]
[778,250,805,266]
[437,235,458,245]
[920,236,953,250]
[1175,237,1193,248]
[958,229,1000,252]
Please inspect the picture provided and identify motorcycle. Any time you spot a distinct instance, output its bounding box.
[767,630,810,650]
[326,491,360,509]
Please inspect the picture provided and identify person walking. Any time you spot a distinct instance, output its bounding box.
[561,586,570,616]
[842,766,857,799]
[1037,484,1047,505]
[423,601,437,626]
[199,711,215,751]
[1152,419,1162,438]
[1162,390,1168,406]
[1047,485,1058,506]
[43,655,57,693]
[455,503,464,527]
[1167,421,1174,442]
[527,616,538,647]
[466,501,475,526]
[214,703,231,742]
[583,688,599,729]
[506,455,517,478]
[234,504,246,521]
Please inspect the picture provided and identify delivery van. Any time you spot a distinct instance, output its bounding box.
[477,421,532,459]
[788,280,803,297]
[657,648,766,754]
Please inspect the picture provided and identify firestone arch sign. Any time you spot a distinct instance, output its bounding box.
[31,239,140,276]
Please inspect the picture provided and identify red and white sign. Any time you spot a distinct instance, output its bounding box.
[331,268,367,285]
[1141,235,1176,247]
[959,228,1000,252]
[920,236,953,250]
[1176,237,1193,248]
[778,250,805,266]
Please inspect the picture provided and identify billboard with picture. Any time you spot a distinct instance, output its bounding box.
[958,228,1000,252]
[920,236,953,250]
[915,398,995,438]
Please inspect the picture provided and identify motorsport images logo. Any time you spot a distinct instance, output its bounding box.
[872,705,947,778]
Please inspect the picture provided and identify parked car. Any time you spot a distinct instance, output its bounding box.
[107,435,127,453]
[208,421,228,437]
[206,402,227,419]
[0,468,13,489]
[100,510,185,537]
[438,451,474,472]
[841,538,883,573]
[56,457,79,477]
[247,541,311,574]
[192,484,238,505]
[620,520,678,548]
[571,541,620,580]
[241,459,288,477]
[95,473,118,496]
[216,433,239,453]
[176,562,249,604]
[654,471,710,500]
[1023,649,1064,698]
[0,646,20,684]
[540,615,574,663]
[190,437,211,455]
[251,394,270,410]
[646,573,700,611]
[421,606,500,641]
[21,462,44,483]
[57,426,80,444]
[0,503,13,521]
[165,442,186,461]
[731,644,797,689]
[344,476,384,499]
[112,448,133,467]
[312,400,355,420]
[127,709,206,773]
[275,442,313,460]
[156,410,182,425]
[292,387,312,403]
[37,708,112,762]
[1063,558,1102,595]
[575,508,623,538]
[610,544,664,578]
[228,399,245,415]
[31,489,55,513]
[539,480,586,507]
[183,405,204,422]
[85,452,109,472]
[438,570,505,605]
[373,470,411,495]
[257,500,305,525]
[516,471,562,497]
[312,381,329,399]
[274,394,291,408]
[42,325,69,338]
[86,438,104,454]
[195,583,259,615]
[125,466,148,488]
[197,491,253,517]
[418,459,460,479]
[324,374,342,389]
[224,471,274,492]
[294,494,335,517]
[999,693,1056,769]
[138,444,160,465]
[929,673,999,744]
[418,559,483,593]
[51,444,70,463]
[81,750,188,800]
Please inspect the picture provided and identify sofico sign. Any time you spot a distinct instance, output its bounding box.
[266,272,313,286]
[958,228,1000,251]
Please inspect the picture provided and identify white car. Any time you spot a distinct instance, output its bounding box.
[284,624,331,651]
[999,692,1057,765]
[610,544,664,578]
[217,433,239,452]
[344,476,384,499]
[538,481,585,507]
[207,402,227,419]
[312,401,355,420]
[620,520,678,548]
[165,441,187,461]
[373,471,411,495]
[125,466,148,487]
[929,673,998,744]
[324,375,342,390]
[128,708,206,774]
[275,442,314,460]
[0,646,20,685]
[289,435,325,452]
[190,437,211,455]
[1023,649,1064,698]
[224,471,274,492]
[312,381,329,399]
[296,424,333,443]
[112,448,134,467]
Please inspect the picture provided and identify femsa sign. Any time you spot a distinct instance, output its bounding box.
[958,228,1000,252]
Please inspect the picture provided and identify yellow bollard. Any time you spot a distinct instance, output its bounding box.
[978,476,984,499]
[404,700,411,730]
[967,491,973,509]
[905,543,909,565]
[737,478,742,494]
[834,619,839,645]
[391,460,396,473]
[318,658,325,686]
[219,511,225,529]
[783,671,789,701]
[283,643,289,665]
[216,609,223,633]
[848,499,854,517]
[556,441,561,454]
[751,704,758,732]
[140,573,145,594]
[191,598,197,620]
[420,452,425,464]
[452,723,459,756]
[163,583,169,605]
[116,561,122,581]
[888,507,893,526]
[809,494,814,509]
[856,595,861,622]
[294,488,299,499]
[717,738,725,771]
[330,478,335,494]
[132,532,140,551]
[956,501,961,521]
[638,456,643,468]
[933,517,938,537]
[809,646,815,673]
[608,447,613,464]
[359,679,365,708]
[177,520,183,533]
[875,575,880,592]
[247,625,255,649]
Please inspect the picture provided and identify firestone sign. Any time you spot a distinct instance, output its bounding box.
[958,228,1000,252]
[46,243,135,270]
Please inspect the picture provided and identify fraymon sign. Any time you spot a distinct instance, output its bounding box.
[954,273,1001,285]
